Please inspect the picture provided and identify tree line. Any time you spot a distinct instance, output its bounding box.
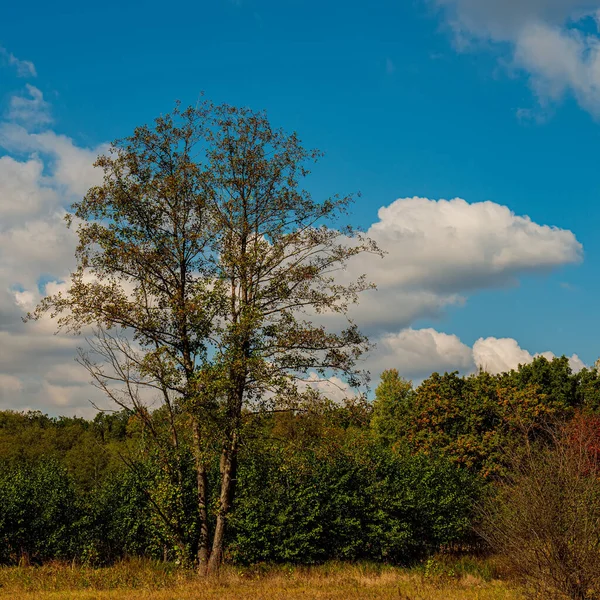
[1,356,599,571]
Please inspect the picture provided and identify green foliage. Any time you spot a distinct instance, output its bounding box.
[228,435,479,565]
[364,449,479,562]
[576,366,600,413]
[370,369,413,446]
[0,461,79,563]
[504,355,578,406]
[76,467,165,565]
[5,352,593,570]
[0,410,129,491]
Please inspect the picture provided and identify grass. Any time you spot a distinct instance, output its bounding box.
[0,558,524,600]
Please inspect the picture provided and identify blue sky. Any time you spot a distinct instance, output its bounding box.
[1,0,600,413]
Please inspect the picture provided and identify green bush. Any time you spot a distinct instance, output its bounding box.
[76,466,164,565]
[0,461,79,563]
[228,439,480,565]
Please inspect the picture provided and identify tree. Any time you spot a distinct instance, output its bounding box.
[505,355,579,409]
[390,370,572,477]
[576,365,600,414]
[370,369,413,446]
[0,461,79,564]
[29,101,377,573]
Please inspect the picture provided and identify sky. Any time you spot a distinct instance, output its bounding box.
[2,0,600,415]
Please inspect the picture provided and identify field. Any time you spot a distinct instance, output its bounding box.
[0,559,524,600]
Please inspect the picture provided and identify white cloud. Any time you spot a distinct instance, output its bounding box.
[515,23,600,113]
[0,374,24,409]
[0,330,80,376]
[0,155,58,222]
[373,328,473,378]
[344,197,582,331]
[434,0,600,116]
[0,374,23,394]
[473,335,585,374]
[472,337,536,374]
[0,123,107,196]
[0,46,36,78]
[300,372,356,404]
[569,354,588,371]
[0,89,107,415]
[13,290,36,311]
[7,85,52,126]
[369,197,581,289]
[436,0,595,38]
[365,328,586,382]
[2,213,77,285]
[0,328,106,416]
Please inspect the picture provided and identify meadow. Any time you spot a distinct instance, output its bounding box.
[0,559,523,600]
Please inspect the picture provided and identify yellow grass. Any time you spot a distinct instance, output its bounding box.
[0,560,524,600]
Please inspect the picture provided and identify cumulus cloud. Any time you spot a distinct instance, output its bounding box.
[7,85,52,126]
[299,372,356,404]
[0,90,107,415]
[0,155,58,222]
[368,197,581,290]
[0,46,36,78]
[472,337,533,374]
[344,197,582,331]
[0,123,107,196]
[0,374,23,395]
[365,328,586,382]
[373,328,473,378]
[472,336,585,374]
[433,0,600,116]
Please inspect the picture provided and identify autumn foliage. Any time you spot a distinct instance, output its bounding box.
[566,412,600,476]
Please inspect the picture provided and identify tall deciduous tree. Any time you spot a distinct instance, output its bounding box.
[29,101,378,573]
[370,369,413,446]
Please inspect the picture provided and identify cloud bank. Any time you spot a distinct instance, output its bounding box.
[367,327,586,381]
[0,81,107,415]
[0,163,584,412]
[7,85,52,127]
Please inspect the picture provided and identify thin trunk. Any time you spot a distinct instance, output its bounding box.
[192,418,211,575]
[207,432,238,574]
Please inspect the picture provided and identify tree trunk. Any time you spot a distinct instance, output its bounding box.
[196,463,210,575]
[192,418,211,575]
[207,433,238,574]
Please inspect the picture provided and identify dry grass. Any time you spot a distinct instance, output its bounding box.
[0,559,524,600]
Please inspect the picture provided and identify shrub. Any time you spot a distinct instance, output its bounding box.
[229,438,480,565]
[479,418,600,600]
[0,461,79,564]
[76,466,165,565]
